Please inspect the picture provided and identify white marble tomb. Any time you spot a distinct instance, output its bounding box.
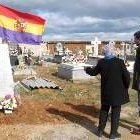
[58,63,94,81]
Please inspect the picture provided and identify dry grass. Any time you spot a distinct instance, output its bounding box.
[14,64,101,104]
[14,63,137,104]
[0,63,139,140]
[14,63,138,120]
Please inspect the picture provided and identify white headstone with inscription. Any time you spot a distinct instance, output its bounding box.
[0,43,14,98]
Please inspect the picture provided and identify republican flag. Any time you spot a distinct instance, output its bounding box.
[0,4,46,45]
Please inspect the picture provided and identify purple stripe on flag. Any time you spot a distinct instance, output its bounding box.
[0,26,43,45]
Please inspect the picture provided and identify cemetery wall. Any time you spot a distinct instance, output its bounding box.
[47,41,127,55]
[19,43,48,56]
[47,41,91,55]
[17,41,131,56]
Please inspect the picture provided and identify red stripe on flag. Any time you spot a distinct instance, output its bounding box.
[0,4,45,25]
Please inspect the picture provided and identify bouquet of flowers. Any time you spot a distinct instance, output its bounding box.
[0,94,17,113]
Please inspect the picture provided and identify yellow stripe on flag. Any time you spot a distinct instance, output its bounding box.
[0,15,44,35]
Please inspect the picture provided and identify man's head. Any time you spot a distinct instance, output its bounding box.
[134,31,140,46]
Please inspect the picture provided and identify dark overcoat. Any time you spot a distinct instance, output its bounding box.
[132,46,140,91]
[85,57,130,106]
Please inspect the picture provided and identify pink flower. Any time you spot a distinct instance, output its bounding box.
[5,94,12,100]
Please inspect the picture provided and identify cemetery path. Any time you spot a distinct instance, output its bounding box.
[0,99,140,139]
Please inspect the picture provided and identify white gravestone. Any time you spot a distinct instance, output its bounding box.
[125,43,131,55]
[91,37,101,57]
[121,42,134,73]
[58,63,94,81]
[86,38,102,66]
[121,42,126,59]
[55,42,64,55]
[0,43,14,98]
[121,43,131,55]
[86,45,93,57]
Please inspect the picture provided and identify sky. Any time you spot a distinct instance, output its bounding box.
[0,0,140,41]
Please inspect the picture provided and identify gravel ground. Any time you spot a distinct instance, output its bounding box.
[0,122,140,140]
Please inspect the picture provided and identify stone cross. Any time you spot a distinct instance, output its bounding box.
[91,37,101,56]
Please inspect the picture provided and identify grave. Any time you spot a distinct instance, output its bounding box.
[0,43,17,113]
[86,55,104,66]
[58,63,94,82]
[0,43,14,97]
[53,42,66,63]
[86,37,103,66]
[55,42,65,55]
[13,67,37,76]
[91,37,101,57]
[10,47,37,76]
[86,37,101,57]
[58,38,102,81]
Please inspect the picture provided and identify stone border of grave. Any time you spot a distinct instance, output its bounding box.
[58,63,96,82]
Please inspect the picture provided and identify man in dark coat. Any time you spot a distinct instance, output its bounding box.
[85,42,130,139]
[131,31,140,134]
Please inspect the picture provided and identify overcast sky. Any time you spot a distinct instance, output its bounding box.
[1,0,140,41]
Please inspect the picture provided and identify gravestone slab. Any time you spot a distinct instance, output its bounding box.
[0,43,14,98]
[86,55,104,66]
[58,63,94,81]
[13,67,37,76]
[10,55,19,66]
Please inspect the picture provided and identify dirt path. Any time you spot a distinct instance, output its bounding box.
[0,100,140,140]
[0,122,140,140]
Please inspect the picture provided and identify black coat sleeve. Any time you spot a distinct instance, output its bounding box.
[85,62,100,76]
[132,47,140,91]
[135,47,140,74]
[121,60,130,89]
